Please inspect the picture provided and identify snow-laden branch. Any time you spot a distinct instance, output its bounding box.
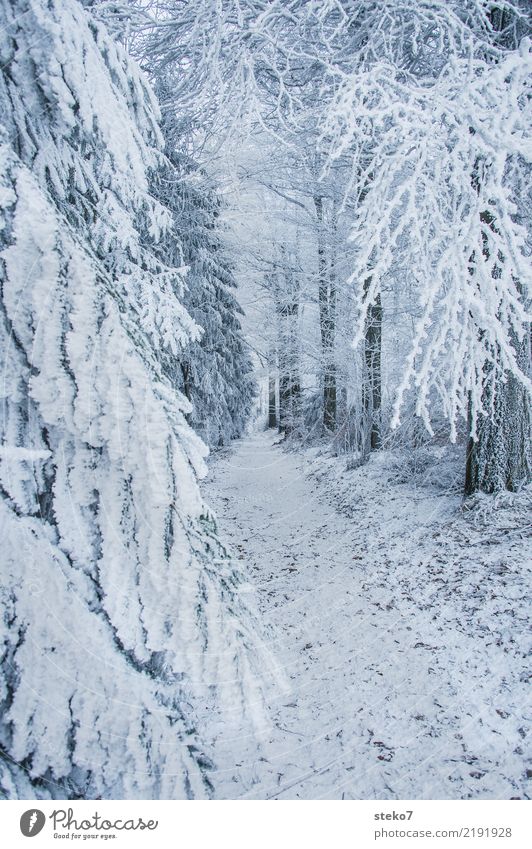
[322,30,532,439]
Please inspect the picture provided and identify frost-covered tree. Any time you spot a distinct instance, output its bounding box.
[0,0,268,800]
[322,0,532,491]
[150,100,255,447]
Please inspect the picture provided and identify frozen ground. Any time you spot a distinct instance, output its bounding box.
[203,430,531,800]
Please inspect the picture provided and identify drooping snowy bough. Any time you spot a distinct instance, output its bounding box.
[0,0,270,799]
[321,1,532,491]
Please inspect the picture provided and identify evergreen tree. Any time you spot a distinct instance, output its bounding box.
[0,0,266,800]
[150,93,255,448]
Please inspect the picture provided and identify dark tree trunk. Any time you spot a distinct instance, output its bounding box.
[314,195,337,433]
[362,276,382,457]
[268,373,277,428]
[274,259,301,435]
[278,373,291,433]
[278,298,300,434]
[181,362,192,402]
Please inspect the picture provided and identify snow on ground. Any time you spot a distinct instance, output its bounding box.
[203,430,531,800]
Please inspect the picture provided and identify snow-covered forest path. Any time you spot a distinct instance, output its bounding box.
[203,431,529,800]
[204,431,529,800]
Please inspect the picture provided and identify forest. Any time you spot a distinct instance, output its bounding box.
[0,0,530,801]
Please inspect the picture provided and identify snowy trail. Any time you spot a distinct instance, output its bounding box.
[203,431,530,800]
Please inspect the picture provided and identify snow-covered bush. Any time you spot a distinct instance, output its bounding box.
[0,0,268,800]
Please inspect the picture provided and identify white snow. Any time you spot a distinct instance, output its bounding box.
[204,431,531,799]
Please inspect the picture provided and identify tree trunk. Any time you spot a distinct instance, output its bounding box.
[274,258,301,435]
[268,373,277,428]
[464,199,531,494]
[181,362,192,402]
[362,276,382,457]
[278,373,291,433]
[278,297,300,434]
[314,195,337,433]
[465,335,531,495]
